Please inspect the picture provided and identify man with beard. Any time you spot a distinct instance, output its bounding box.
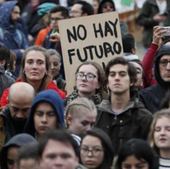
[0,1,28,77]
[0,82,35,150]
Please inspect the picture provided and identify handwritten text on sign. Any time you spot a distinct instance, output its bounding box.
[58,12,123,94]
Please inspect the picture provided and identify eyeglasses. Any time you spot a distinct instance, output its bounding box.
[159,59,170,67]
[80,147,103,156]
[76,72,96,81]
[70,10,82,15]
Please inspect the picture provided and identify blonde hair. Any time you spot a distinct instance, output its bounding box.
[149,108,170,156]
[65,97,97,127]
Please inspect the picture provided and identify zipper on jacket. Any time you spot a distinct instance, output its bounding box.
[114,115,117,120]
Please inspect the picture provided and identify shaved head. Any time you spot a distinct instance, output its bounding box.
[9,82,35,102]
[8,83,35,121]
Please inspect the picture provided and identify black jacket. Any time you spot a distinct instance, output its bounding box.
[1,106,26,143]
[95,95,153,155]
[140,45,170,113]
[0,65,14,100]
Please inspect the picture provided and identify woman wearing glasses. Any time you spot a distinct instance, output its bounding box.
[80,128,114,169]
[66,61,106,106]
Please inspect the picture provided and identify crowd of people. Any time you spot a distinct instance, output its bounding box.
[0,0,170,169]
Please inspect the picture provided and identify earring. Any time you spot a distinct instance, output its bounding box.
[23,71,25,74]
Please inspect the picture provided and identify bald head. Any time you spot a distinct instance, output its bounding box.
[8,83,35,120]
[9,82,35,102]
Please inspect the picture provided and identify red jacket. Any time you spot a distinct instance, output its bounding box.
[0,79,66,107]
[142,43,158,88]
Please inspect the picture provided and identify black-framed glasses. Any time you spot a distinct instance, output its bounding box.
[80,147,103,156]
[76,72,96,81]
[50,17,65,22]
[159,59,170,67]
[69,10,82,15]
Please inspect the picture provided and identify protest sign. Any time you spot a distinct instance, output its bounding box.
[58,11,123,95]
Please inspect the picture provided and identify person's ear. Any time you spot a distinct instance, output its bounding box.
[66,115,72,125]
[82,13,88,16]
[96,82,101,89]
[131,48,136,54]
[0,60,6,66]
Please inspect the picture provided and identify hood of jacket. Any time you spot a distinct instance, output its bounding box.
[98,94,145,115]
[0,133,36,169]
[155,44,170,89]
[97,0,115,14]
[24,89,65,137]
[0,1,18,33]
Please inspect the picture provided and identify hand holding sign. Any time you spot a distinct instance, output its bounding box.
[50,32,61,42]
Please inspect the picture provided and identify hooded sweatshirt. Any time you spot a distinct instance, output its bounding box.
[0,133,36,169]
[140,45,170,113]
[24,90,64,137]
[0,1,29,76]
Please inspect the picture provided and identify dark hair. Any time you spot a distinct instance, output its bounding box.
[0,44,10,69]
[98,0,116,14]
[129,59,144,79]
[115,139,158,169]
[50,5,69,18]
[38,129,79,157]
[16,142,39,166]
[75,61,106,97]
[67,0,76,6]
[19,46,51,93]
[7,50,17,71]
[105,57,137,86]
[80,128,114,169]
[74,0,94,15]
[122,34,135,53]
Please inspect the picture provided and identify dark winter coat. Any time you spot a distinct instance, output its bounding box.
[0,65,14,100]
[94,95,153,155]
[0,1,29,76]
[1,105,25,143]
[140,45,170,113]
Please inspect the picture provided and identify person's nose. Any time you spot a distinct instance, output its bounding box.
[114,74,120,80]
[53,157,64,167]
[166,62,170,70]
[51,63,54,69]
[32,62,38,69]
[85,124,92,131]
[16,111,24,118]
[160,128,166,135]
[87,150,93,157]
[82,75,87,81]
[41,114,47,123]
